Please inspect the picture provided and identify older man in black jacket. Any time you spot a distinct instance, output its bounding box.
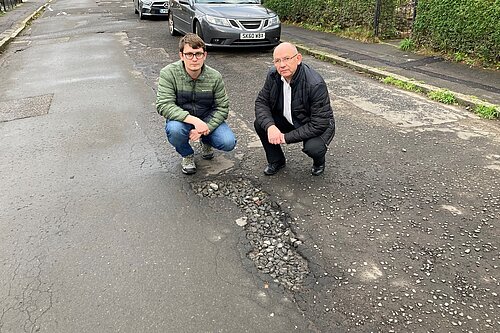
[254,42,336,176]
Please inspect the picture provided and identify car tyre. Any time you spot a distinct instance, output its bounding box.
[195,21,204,41]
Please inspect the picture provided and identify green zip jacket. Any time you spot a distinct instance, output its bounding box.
[156,60,229,132]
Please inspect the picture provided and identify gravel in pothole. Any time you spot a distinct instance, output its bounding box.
[192,178,309,291]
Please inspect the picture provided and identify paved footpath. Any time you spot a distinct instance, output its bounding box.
[0,0,50,50]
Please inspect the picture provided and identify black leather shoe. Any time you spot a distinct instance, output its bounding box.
[311,163,325,176]
[264,161,286,175]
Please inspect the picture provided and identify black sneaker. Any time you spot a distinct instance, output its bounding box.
[311,163,325,176]
[263,160,286,176]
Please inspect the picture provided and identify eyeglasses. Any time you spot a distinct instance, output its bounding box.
[273,53,298,64]
[183,52,205,60]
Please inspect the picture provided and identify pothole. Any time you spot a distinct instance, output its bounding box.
[192,178,310,291]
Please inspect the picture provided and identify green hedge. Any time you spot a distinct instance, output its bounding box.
[412,0,500,63]
[264,0,500,64]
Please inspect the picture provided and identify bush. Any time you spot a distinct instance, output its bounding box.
[413,0,500,65]
[399,38,415,51]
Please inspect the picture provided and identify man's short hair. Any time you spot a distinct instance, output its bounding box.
[179,33,206,52]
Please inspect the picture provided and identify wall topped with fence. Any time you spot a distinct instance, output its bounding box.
[263,0,417,39]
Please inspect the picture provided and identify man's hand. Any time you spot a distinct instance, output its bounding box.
[189,129,202,141]
[267,125,285,145]
[185,115,210,136]
[194,120,210,136]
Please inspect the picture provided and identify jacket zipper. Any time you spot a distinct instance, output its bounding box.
[192,79,196,116]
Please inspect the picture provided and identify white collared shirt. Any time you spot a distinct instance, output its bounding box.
[281,76,293,125]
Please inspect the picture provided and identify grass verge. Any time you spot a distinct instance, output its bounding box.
[382,77,422,93]
[474,105,500,119]
[428,90,457,104]
[381,77,499,119]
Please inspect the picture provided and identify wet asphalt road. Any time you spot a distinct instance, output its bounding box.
[1,0,499,332]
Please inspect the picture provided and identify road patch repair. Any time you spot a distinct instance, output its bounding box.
[0,93,52,122]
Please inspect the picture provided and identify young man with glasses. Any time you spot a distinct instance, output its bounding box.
[156,33,236,174]
[254,42,336,176]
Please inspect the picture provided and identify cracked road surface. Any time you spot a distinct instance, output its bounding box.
[0,1,308,332]
[1,0,499,332]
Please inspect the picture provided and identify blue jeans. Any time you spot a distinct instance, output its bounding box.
[165,120,237,157]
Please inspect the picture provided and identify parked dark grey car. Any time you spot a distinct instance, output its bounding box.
[168,0,281,48]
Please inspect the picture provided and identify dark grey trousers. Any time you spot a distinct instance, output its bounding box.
[254,116,327,166]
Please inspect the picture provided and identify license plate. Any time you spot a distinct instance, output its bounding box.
[159,8,167,13]
[240,33,265,40]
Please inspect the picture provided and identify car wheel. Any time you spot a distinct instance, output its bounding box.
[169,12,179,36]
[195,21,204,40]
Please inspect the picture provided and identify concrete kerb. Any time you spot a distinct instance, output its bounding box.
[293,43,500,116]
[0,0,52,52]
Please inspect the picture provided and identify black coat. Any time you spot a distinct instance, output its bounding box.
[255,62,335,144]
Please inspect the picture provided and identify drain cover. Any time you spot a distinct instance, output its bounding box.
[0,94,52,122]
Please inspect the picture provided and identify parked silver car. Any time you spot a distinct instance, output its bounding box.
[168,0,281,48]
[134,0,169,20]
